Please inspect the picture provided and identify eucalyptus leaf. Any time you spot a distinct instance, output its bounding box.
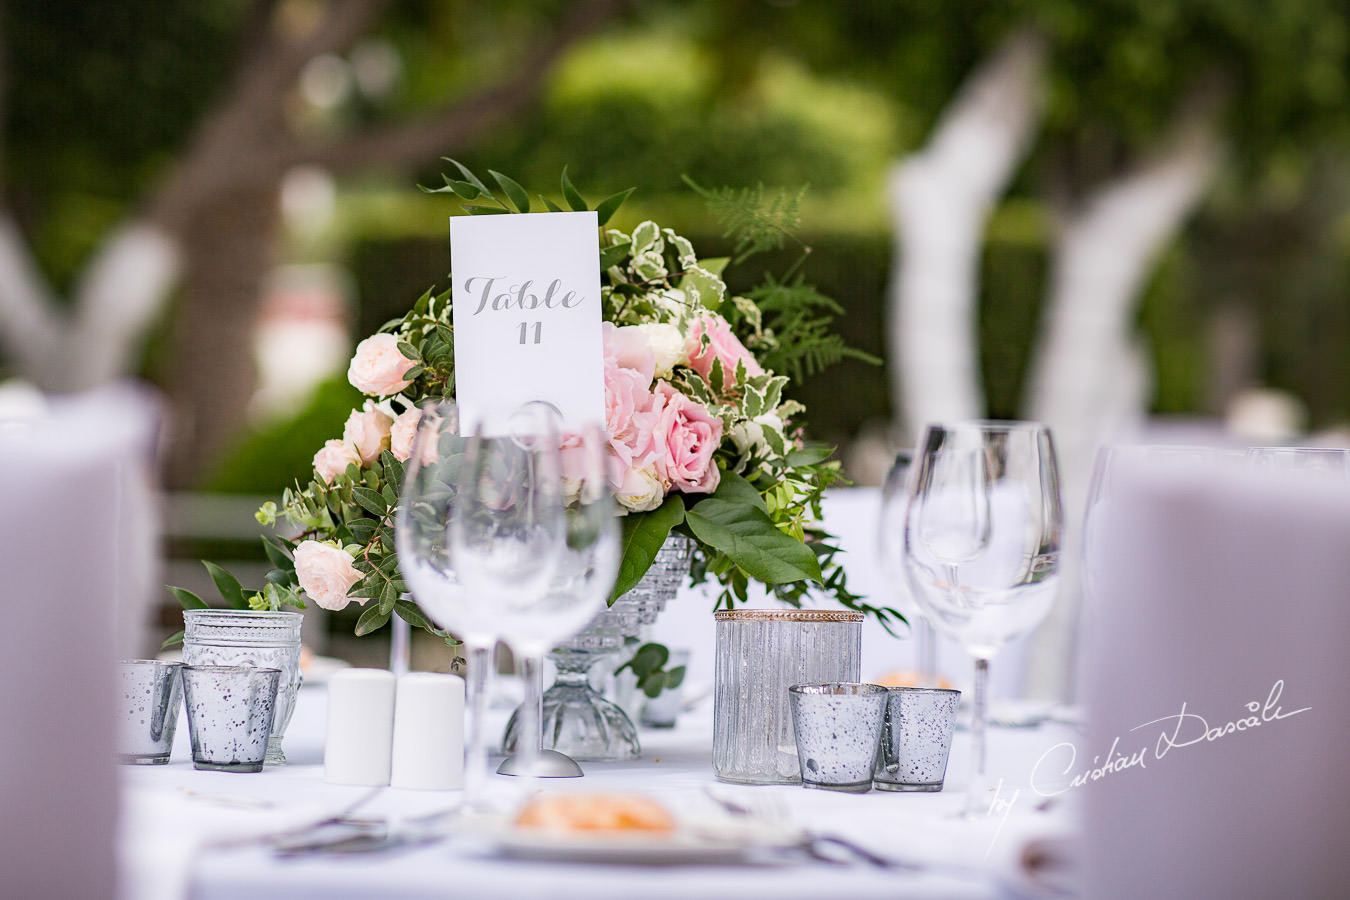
[640,671,667,699]
[442,158,490,196]
[355,604,391,636]
[202,561,246,608]
[561,166,587,211]
[445,179,482,200]
[684,500,822,585]
[609,496,685,602]
[168,586,206,610]
[540,194,563,212]
[352,487,388,517]
[160,629,185,650]
[489,170,531,213]
[594,187,635,226]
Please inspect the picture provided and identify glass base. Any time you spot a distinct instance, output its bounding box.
[874,780,944,792]
[192,759,265,773]
[263,734,285,766]
[119,754,170,766]
[803,779,872,793]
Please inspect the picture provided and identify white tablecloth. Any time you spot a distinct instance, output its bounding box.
[119,686,1079,900]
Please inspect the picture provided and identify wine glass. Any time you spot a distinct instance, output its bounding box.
[877,449,940,687]
[901,421,1063,816]
[497,421,620,777]
[397,401,566,809]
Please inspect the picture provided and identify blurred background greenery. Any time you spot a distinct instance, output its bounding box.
[6,0,1350,498]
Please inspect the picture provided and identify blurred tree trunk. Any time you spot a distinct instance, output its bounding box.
[166,180,281,487]
[886,30,1045,440]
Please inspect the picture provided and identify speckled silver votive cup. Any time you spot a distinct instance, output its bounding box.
[182,665,280,773]
[788,683,888,793]
[117,660,183,765]
[874,686,961,792]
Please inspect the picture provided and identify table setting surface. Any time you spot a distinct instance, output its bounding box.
[119,685,1077,900]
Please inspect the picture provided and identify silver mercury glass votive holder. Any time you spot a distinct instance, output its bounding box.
[712,609,863,784]
[789,682,889,792]
[117,660,184,765]
[874,686,962,792]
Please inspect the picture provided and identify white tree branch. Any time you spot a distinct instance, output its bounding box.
[887,30,1047,436]
[0,215,64,380]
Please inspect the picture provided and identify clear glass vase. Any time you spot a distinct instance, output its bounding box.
[181,609,303,765]
[502,533,692,761]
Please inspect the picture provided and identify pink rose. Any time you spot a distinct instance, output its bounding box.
[348,333,416,396]
[313,438,361,485]
[603,359,660,475]
[293,540,366,612]
[389,408,422,462]
[602,322,655,386]
[685,312,763,388]
[651,383,722,493]
[342,405,394,464]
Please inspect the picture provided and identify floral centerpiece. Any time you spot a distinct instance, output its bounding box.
[169,164,902,665]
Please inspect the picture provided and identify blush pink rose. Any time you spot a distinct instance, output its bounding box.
[685,312,763,388]
[342,405,394,464]
[651,383,722,494]
[313,438,361,484]
[602,322,655,386]
[603,359,660,473]
[293,540,366,612]
[348,333,416,396]
[389,408,422,462]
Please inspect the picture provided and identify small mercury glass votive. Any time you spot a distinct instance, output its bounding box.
[117,660,184,765]
[874,686,961,792]
[788,683,889,793]
[182,665,281,773]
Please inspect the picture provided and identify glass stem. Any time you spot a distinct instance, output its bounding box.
[917,619,937,688]
[463,642,493,811]
[965,656,990,817]
[513,650,544,794]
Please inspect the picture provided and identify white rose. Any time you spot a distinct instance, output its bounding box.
[389,408,422,462]
[730,412,785,456]
[293,541,366,611]
[313,438,361,484]
[635,323,686,379]
[614,463,667,513]
[342,404,394,464]
[347,333,416,396]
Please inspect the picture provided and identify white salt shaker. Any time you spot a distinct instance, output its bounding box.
[391,673,465,790]
[324,668,396,786]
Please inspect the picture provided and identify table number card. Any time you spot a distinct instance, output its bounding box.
[450,210,604,434]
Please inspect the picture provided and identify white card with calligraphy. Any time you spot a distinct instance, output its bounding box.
[450,210,604,434]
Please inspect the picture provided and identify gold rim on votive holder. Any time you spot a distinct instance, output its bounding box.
[713,609,864,623]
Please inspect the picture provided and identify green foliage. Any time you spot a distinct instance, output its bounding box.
[614,642,687,699]
[683,178,806,263]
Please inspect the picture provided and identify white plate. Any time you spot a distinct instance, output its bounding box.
[477,815,799,865]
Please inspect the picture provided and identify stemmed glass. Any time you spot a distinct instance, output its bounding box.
[901,421,1062,816]
[877,450,939,686]
[397,401,566,809]
[1246,446,1350,476]
[496,421,620,777]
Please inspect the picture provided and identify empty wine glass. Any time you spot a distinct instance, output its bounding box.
[1246,446,1350,477]
[877,449,940,687]
[497,421,620,777]
[902,421,1062,816]
[397,401,566,809]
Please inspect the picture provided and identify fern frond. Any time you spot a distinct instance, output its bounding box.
[683,177,806,263]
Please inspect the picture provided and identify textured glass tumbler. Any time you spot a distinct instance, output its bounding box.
[789,683,889,792]
[183,610,302,765]
[874,686,961,792]
[713,610,862,784]
[117,660,183,765]
[182,665,281,773]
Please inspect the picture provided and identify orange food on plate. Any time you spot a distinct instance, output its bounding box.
[875,669,956,690]
[513,794,676,834]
